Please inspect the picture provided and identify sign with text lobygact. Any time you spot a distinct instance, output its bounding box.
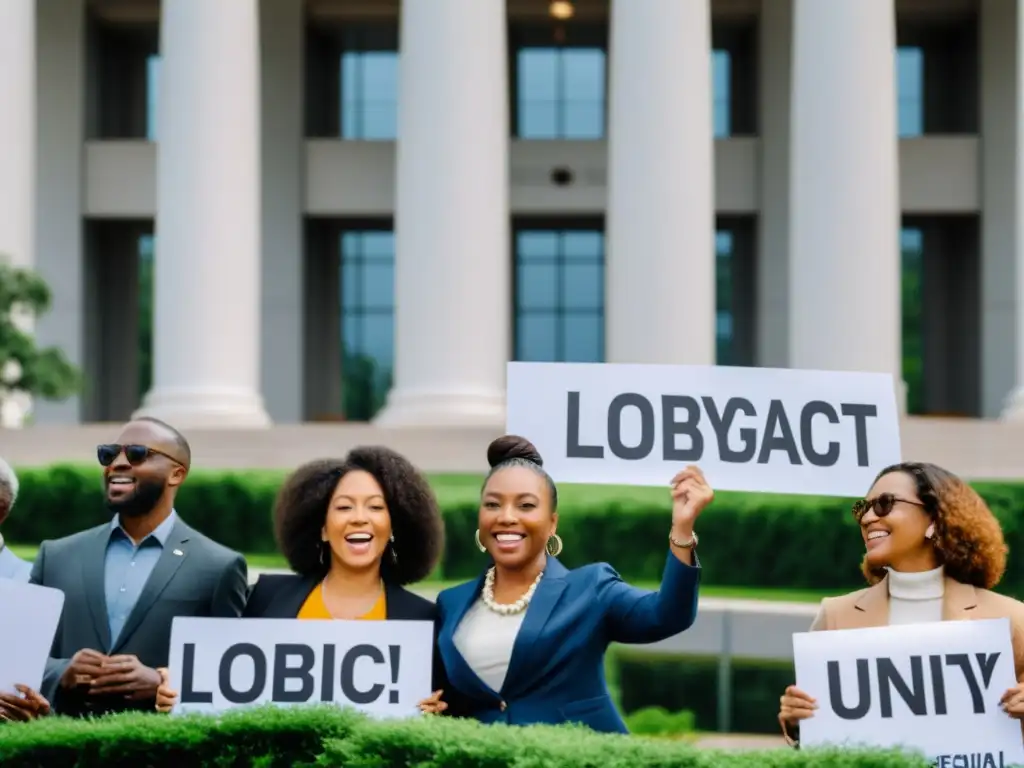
[166,617,434,717]
[792,619,1024,764]
[505,362,901,497]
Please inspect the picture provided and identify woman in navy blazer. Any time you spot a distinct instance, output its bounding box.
[419,435,711,733]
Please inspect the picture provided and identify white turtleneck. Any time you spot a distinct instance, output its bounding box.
[886,566,945,625]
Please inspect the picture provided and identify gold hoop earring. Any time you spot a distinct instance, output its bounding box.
[546,534,563,558]
[474,529,487,553]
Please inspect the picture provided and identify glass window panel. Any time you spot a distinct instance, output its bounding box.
[713,49,731,138]
[341,262,361,308]
[515,46,606,139]
[562,262,602,310]
[358,105,397,140]
[901,226,925,414]
[340,228,396,420]
[518,49,559,101]
[716,311,734,339]
[562,314,602,362]
[514,227,605,363]
[340,51,398,140]
[361,231,395,259]
[147,56,161,141]
[361,262,393,311]
[341,52,361,105]
[517,262,559,310]
[562,231,602,260]
[897,47,924,138]
[518,102,558,139]
[562,103,604,139]
[715,230,734,256]
[562,49,604,101]
[361,52,398,94]
[342,313,362,350]
[516,313,558,362]
[360,313,395,370]
[517,232,559,261]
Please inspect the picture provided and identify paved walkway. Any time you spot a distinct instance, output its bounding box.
[691,733,785,750]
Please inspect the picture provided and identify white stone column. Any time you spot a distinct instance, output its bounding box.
[374,0,509,427]
[605,0,716,365]
[789,0,903,400]
[995,0,1024,421]
[0,0,36,428]
[135,0,270,427]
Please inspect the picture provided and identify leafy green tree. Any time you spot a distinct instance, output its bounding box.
[0,261,81,408]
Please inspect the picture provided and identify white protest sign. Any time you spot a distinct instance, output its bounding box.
[505,362,901,497]
[793,619,1024,764]
[0,580,65,695]
[167,617,434,718]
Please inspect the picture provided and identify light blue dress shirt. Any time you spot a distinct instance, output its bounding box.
[0,534,32,582]
[104,511,177,648]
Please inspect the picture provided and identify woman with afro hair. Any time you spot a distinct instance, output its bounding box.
[778,461,1024,747]
[155,446,446,711]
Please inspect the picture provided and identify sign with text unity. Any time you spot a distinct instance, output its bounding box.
[504,362,901,497]
[0,580,65,696]
[793,619,1024,764]
[167,618,434,718]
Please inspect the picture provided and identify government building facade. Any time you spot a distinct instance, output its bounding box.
[2,0,1022,430]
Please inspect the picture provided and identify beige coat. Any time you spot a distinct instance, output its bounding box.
[785,575,1024,743]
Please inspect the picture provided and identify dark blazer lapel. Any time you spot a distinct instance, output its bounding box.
[501,556,568,697]
[265,575,319,618]
[81,526,113,652]
[385,582,431,621]
[439,573,497,699]
[111,521,190,652]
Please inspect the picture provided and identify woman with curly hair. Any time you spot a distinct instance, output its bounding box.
[778,461,1024,747]
[155,446,446,711]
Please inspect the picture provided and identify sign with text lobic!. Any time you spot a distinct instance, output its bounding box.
[505,362,901,497]
[793,619,1024,764]
[167,617,434,717]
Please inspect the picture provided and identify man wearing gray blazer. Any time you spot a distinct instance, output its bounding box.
[31,417,248,717]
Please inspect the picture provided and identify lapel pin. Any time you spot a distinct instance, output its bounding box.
[173,549,184,557]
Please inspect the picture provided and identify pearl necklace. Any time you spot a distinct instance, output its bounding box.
[480,567,544,616]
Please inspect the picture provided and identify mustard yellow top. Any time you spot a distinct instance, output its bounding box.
[297,581,387,621]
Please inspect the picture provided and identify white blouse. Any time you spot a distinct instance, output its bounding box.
[886,565,945,625]
[452,598,526,693]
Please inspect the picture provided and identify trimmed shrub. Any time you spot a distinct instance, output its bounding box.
[0,706,935,767]
[8,464,1024,595]
[320,712,932,767]
[0,705,359,768]
[615,651,795,735]
[623,706,697,737]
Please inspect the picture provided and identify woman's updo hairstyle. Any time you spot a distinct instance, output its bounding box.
[483,434,558,511]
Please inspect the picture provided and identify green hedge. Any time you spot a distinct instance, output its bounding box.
[8,464,1024,595]
[0,704,937,767]
[615,651,795,735]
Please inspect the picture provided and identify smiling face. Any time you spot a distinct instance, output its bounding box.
[478,465,557,571]
[103,421,186,518]
[322,470,392,575]
[857,470,938,573]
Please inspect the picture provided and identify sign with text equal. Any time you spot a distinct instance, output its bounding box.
[505,362,901,497]
[167,617,434,717]
[793,619,1024,765]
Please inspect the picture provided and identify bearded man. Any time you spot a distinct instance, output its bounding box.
[30,417,247,717]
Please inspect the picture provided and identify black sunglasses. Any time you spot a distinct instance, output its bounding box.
[851,492,927,523]
[97,443,181,468]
